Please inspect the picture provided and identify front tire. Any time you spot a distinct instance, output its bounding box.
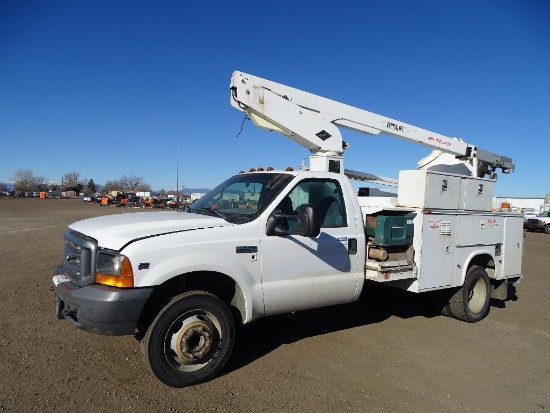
[444,266,491,323]
[544,225,550,234]
[142,291,235,387]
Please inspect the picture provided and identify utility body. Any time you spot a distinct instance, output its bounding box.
[52,71,523,387]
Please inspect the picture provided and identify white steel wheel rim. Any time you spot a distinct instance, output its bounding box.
[468,277,487,314]
[165,310,222,372]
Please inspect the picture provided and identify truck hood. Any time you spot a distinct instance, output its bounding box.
[69,211,232,250]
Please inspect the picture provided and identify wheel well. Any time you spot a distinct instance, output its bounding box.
[467,254,495,279]
[137,271,246,337]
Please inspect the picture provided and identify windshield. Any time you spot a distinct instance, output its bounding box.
[188,173,293,224]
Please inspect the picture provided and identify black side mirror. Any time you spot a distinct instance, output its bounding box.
[266,204,320,237]
[296,204,321,237]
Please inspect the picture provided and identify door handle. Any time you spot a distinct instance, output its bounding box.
[348,238,357,255]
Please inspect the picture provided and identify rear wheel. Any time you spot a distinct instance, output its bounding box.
[141,291,235,387]
[445,266,491,323]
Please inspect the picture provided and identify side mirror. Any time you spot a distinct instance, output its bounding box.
[296,204,321,237]
[266,204,320,237]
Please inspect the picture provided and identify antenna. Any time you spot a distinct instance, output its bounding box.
[176,147,179,211]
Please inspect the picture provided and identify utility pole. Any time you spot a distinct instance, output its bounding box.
[176,147,179,211]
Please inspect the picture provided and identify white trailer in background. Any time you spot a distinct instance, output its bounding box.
[190,192,206,202]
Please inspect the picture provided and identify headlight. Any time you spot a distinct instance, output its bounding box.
[95,250,134,288]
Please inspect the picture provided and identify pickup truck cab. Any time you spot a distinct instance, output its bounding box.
[524,211,550,233]
[52,170,365,387]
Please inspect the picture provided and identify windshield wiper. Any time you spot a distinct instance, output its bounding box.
[199,207,227,220]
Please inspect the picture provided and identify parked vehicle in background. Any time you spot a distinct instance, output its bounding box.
[524,211,550,234]
[127,196,141,207]
[521,208,537,221]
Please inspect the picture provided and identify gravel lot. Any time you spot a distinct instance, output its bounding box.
[0,198,548,412]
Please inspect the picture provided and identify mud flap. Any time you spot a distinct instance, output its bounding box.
[54,294,65,320]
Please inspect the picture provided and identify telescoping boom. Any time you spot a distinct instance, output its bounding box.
[230,71,514,180]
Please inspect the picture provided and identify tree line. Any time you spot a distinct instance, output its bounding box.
[1,169,152,195]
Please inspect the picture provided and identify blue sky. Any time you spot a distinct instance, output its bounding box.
[1,1,549,196]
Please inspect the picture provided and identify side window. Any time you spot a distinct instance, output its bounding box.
[278,179,347,228]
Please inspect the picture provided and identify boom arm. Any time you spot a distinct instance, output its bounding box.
[230,71,514,178]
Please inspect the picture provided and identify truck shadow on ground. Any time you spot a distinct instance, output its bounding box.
[225,282,519,376]
[224,281,439,376]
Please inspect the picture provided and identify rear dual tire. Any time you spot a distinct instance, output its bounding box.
[442,266,491,323]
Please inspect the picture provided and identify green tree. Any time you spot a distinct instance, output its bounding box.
[87,179,97,194]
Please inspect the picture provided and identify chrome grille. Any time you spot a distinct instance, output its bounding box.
[64,240,82,278]
[63,229,98,287]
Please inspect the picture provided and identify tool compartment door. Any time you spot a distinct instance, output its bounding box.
[502,215,523,278]
[417,215,455,289]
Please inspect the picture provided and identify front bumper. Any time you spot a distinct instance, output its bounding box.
[52,265,153,336]
[524,222,546,231]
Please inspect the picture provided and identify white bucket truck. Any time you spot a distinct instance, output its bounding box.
[51,71,523,387]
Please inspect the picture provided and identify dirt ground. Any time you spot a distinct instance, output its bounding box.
[0,198,548,412]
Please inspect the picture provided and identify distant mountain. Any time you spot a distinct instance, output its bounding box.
[183,188,211,195]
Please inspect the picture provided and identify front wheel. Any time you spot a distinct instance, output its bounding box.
[141,291,235,387]
[544,225,550,234]
[444,266,491,323]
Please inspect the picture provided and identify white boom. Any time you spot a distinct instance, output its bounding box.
[230,71,514,179]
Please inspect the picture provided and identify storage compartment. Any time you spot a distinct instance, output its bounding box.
[398,170,461,209]
[398,170,494,211]
[366,214,415,246]
[365,212,416,282]
[458,177,494,211]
